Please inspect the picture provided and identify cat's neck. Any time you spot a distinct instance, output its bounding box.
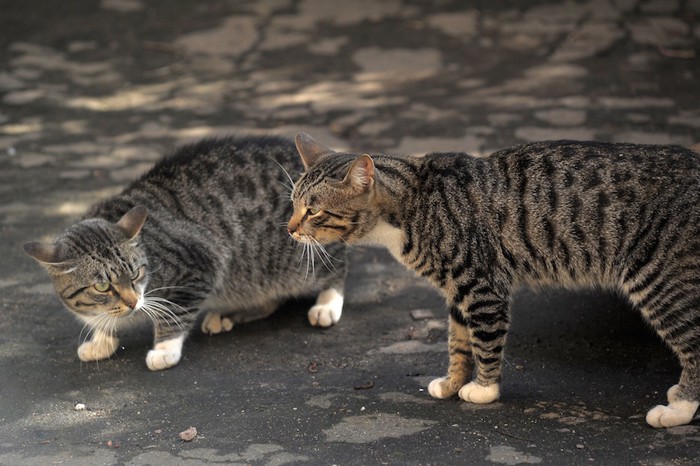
[364,152,489,263]
[372,154,422,217]
[356,155,422,260]
[358,220,406,261]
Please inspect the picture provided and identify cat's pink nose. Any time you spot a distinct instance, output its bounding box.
[121,292,139,310]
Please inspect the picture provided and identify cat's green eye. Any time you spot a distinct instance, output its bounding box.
[131,267,142,281]
[307,207,321,216]
[94,281,111,292]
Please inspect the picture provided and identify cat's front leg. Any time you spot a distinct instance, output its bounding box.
[146,309,198,371]
[459,298,510,404]
[428,310,473,398]
[146,334,186,371]
[429,294,509,404]
[78,328,119,361]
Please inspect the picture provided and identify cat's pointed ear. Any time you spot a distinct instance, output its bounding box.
[23,241,62,264]
[295,132,335,170]
[116,205,147,240]
[343,154,375,192]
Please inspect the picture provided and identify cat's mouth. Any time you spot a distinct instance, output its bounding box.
[109,296,144,317]
[290,232,313,244]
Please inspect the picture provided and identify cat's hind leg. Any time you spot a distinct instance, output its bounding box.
[201,311,234,335]
[646,364,700,427]
[428,310,473,399]
[646,384,699,428]
[625,246,700,426]
[201,300,281,334]
[631,281,700,427]
[308,287,344,328]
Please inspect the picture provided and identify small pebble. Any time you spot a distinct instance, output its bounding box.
[179,426,197,442]
[74,403,86,411]
[410,309,435,320]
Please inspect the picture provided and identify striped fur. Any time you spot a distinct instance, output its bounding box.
[289,133,700,427]
[25,137,347,370]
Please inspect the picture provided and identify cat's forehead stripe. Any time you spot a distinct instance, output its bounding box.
[296,158,354,200]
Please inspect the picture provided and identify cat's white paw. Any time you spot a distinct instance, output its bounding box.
[308,304,341,327]
[428,377,454,399]
[77,334,119,361]
[201,312,234,335]
[146,336,184,371]
[646,399,699,428]
[308,288,343,328]
[458,381,500,404]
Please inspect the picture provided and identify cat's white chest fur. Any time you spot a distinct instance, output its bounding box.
[359,221,406,261]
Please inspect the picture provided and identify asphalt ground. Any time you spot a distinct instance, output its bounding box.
[1,0,700,464]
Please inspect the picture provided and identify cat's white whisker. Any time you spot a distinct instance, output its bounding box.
[145,285,192,295]
[273,160,297,192]
[140,296,185,331]
[273,179,294,197]
[141,304,182,331]
[78,312,111,348]
[139,307,160,330]
[144,295,188,314]
[310,237,338,273]
[301,241,316,285]
[144,302,183,326]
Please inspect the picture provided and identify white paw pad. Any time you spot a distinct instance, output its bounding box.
[201,312,234,335]
[428,377,452,399]
[308,304,341,327]
[646,400,699,428]
[77,335,119,361]
[146,336,184,371]
[458,382,500,404]
[308,288,343,328]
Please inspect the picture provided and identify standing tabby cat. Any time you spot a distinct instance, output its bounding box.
[24,136,347,371]
[287,132,700,428]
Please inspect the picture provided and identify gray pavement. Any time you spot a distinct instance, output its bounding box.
[1,0,700,464]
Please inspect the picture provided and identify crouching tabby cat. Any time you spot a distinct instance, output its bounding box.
[288,132,700,428]
[24,136,347,371]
